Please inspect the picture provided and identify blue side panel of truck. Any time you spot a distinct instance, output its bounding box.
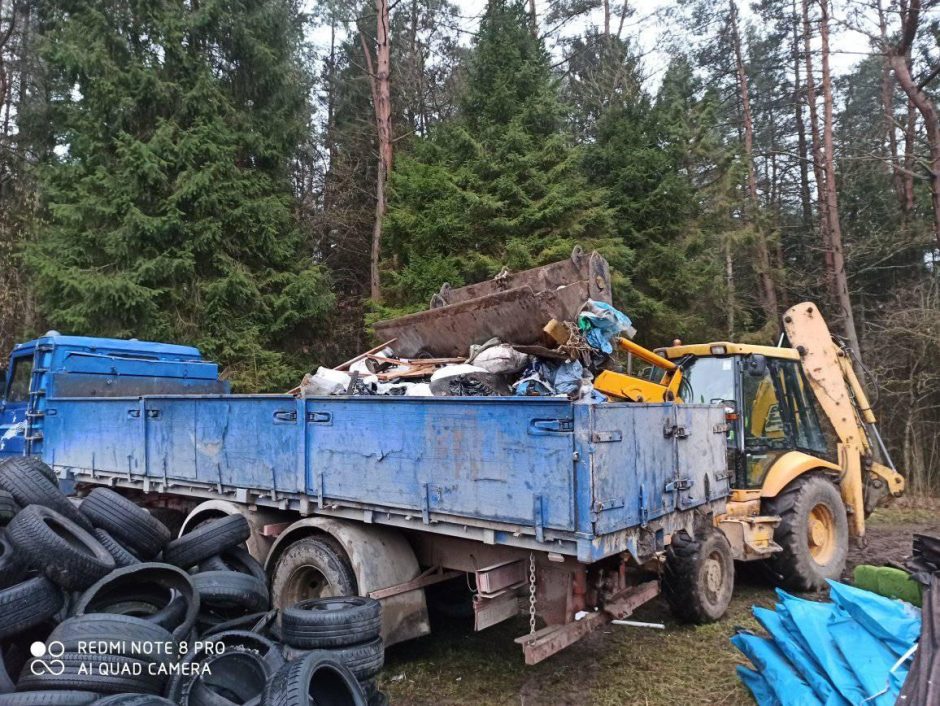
[42,391,730,561]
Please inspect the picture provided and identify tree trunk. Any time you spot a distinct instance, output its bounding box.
[818,0,860,352]
[361,0,393,302]
[792,1,812,230]
[902,99,916,215]
[729,0,779,332]
[603,0,610,36]
[527,0,537,36]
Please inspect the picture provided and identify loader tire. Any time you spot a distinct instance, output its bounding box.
[6,505,115,590]
[663,527,734,624]
[0,458,90,532]
[162,515,250,569]
[79,489,170,559]
[764,474,848,591]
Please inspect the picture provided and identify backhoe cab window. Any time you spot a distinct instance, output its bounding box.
[680,357,735,405]
[7,357,32,402]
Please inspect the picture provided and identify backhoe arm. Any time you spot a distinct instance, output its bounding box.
[594,338,683,403]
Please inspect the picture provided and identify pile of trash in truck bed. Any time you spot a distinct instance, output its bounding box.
[295,249,641,401]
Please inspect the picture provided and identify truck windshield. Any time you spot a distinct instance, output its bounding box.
[681,357,735,405]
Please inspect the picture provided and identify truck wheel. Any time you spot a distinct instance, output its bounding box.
[764,474,848,591]
[663,527,734,624]
[271,536,357,610]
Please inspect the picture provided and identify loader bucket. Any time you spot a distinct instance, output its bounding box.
[373,247,611,358]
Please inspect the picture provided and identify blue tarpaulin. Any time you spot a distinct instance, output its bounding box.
[734,581,921,706]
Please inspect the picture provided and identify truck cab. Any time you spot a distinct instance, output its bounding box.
[0,332,228,459]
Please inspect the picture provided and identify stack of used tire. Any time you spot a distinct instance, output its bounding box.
[0,457,389,706]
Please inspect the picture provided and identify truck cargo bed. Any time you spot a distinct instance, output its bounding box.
[44,395,728,562]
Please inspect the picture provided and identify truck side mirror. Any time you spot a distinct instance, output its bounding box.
[746,354,768,377]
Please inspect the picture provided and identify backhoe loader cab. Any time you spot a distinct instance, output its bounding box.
[652,304,905,591]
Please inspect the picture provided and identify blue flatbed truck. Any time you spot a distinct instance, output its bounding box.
[0,332,733,663]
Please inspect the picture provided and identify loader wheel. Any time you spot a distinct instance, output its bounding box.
[270,535,357,611]
[763,474,848,591]
[663,527,734,624]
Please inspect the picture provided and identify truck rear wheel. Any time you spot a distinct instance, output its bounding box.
[764,474,848,591]
[270,536,357,609]
[663,527,734,624]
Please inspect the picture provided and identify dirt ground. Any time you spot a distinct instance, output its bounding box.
[378,499,940,706]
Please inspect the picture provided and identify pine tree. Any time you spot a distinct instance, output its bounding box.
[383,0,625,313]
[25,0,333,390]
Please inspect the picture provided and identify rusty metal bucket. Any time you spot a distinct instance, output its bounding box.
[373,247,611,358]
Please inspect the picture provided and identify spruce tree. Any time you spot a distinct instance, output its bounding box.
[25,0,333,390]
[383,0,626,312]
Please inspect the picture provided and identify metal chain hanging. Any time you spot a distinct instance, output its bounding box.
[528,551,537,634]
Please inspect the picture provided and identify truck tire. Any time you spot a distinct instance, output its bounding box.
[663,527,734,624]
[0,576,64,640]
[79,489,170,559]
[0,490,19,526]
[0,458,91,532]
[93,529,141,568]
[6,505,115,590]
[162,515,250,570]
[283,637,384,680]
[0,530,26,589]
[192,571,269,612]
[271,536,357,614]
[280,596,381,649]
[17,653,164,695]
[764,474,848,591]
[49,615,176,665]
[199,547,266,584]
[263,653,365,706]
[0,692,101,705]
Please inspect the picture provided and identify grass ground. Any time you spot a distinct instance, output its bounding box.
[378,498,940,706]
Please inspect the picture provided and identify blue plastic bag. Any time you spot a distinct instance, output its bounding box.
[577,300,635,354]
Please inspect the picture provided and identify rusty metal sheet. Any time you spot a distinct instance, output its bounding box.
[373,248,611,358]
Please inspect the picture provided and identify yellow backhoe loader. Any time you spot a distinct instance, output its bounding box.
[596,302,905,590]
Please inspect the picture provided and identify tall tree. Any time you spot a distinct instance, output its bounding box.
[25,0,334,390]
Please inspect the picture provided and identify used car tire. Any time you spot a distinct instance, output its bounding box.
[200,611,275,637]
[263,652,365,706]
[93,529,140,568]
[165,631,284,702]
[162,516,250,570]
[283,636,383,681]
[192,571,269,613]
[6,505,115,590]
[0,530,26,589]
[18,653,163,695]
[179,651,270,706]
[0,576,64,640]
[663,527,735,624]
[280,596,381,649]
[72,563,199,641]
[198,547,265,584]
[0,692,101,705]
[0,490,19,526]
[0,458,90,532]
[50,615,176,665]
[79,489,170,559]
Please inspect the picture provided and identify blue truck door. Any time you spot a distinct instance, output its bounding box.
[673,404,731,508]
[589,403,678,534]
[0,352,33,456]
